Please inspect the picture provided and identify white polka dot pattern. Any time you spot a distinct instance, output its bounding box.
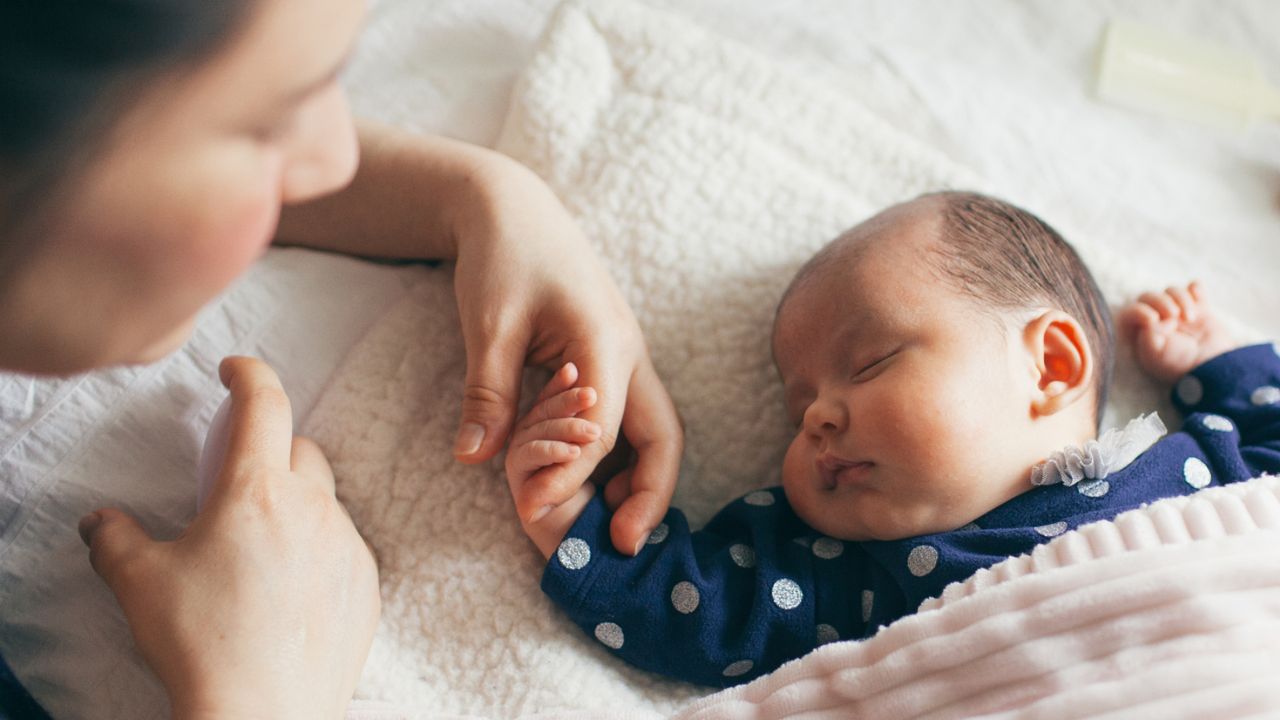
[1201,415,1233,432]
[1034,521,1068,537]
[1184,457,1212,489]
[1251,386,1280,406]
[907,545,938,577]
[812,537,844,559]
[958,522,980,532]
[816,624,840,645]
[1176,376,1203,405]
[771,579,803,609]
[860,590,874,622]
[723,660,754,677]
[557,538,591,570]
[1077,479,1110,498]
[594,622,624,649]
[671,581,700,614]
[646,523,669,544]
[744,490,775,506]
[729,544,756,568]
[1273,341,1280,358]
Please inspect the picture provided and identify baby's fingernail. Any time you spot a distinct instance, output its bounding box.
[529,505,554,524]
[454,423,485,456]
[584,423,601,438]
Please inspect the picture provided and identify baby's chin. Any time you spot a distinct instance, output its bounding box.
[797,502,978,542]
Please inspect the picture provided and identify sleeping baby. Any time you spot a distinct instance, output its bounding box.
[503,190,1280,687]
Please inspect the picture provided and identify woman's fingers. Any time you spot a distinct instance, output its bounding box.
[606,361,683,556]
[291,436,336,495]
[217,357,295,478]
[455,322,529,463]
[79,507,157,594]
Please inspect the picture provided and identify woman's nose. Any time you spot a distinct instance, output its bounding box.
[280,86,360,204]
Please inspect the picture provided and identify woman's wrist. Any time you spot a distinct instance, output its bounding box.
[450,150,573,260]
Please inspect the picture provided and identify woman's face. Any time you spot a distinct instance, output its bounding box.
[0,0,366,375]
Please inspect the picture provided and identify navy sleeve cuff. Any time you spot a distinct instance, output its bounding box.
[1172,343,1280,424]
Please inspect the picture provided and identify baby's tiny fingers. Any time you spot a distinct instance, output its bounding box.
[1188,280,1206,303]
[535,362,579,404]
[1119,302,1160,336]
[523,417,602,445]
[1166,285,1198,324]
[1137,291,1179,321]
[508,440,582,478]
[517,387,598,432]
[526,440,582,466]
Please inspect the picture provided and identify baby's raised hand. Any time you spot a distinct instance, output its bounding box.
[1119,281,1235,383]
[506,363,603,557]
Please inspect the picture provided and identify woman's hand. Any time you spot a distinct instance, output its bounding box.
[1120,281,1236,383]
[78,357,380,720]
[274,124,684,558]
[451,159,683,557]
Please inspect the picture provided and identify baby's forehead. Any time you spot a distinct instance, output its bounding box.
[786,202,943,301]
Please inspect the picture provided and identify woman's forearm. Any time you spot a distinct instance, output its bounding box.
[272,120,528,261]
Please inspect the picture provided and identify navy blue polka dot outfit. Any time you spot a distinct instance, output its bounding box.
[541,344,1280,687]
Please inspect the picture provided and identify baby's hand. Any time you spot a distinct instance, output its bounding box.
[1119,281,1235,383]
[506,362,601,558]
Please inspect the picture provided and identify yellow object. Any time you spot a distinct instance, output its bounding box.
[1096,19,1280,128]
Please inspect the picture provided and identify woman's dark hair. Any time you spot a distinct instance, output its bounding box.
[0,0,254,257]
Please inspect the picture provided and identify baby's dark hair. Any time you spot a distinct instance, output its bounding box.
[925,191,1114,423]
[780,191,1114,424]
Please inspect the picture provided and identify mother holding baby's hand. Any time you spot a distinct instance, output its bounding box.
[0,0,681,718]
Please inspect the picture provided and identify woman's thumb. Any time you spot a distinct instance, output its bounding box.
[79,508,154,590]
[455,335,525,463]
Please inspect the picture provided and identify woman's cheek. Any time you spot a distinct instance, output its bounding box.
[190,173,282,293]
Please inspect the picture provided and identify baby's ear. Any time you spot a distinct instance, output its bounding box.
[1022,310,1094,418]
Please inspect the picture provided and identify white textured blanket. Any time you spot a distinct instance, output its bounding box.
[315,1,1280,717]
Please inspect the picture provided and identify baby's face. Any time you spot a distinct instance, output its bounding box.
[773,219,1038,541]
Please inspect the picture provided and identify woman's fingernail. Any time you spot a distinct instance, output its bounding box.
[529,505,554,524]
[632,539,645,556]
[78,512,102,546]
[454,423,485,455]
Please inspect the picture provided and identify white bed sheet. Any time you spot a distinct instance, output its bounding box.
[2,1,1278,717]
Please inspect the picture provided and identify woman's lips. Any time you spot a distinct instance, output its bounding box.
[816,454,874,489]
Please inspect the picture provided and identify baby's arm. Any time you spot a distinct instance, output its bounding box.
[542,487,873,686]
[506,363,602,558]
[1122,282,1280,476]
[1119,281,1236,383]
